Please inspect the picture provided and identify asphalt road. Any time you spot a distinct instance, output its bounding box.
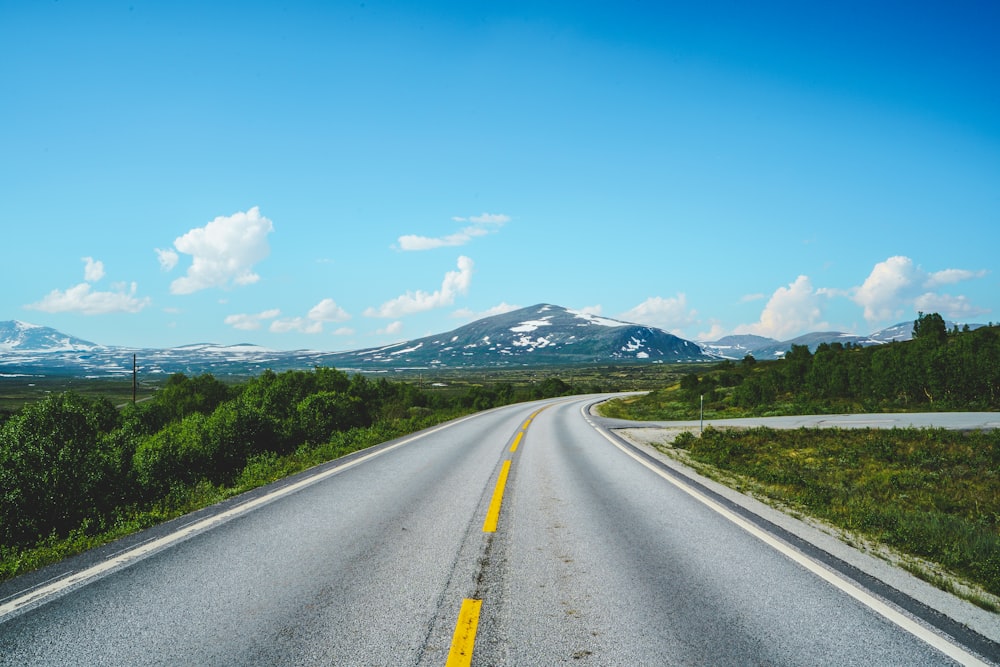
[0,397,996,665]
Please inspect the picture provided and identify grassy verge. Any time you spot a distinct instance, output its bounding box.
[0,415,455,584]
[658,426,1000,610]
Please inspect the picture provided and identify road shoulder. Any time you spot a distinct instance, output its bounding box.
[612,425,1000,648]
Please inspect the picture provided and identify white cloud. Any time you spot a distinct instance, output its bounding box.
[740,293,767,303]
[165,206,274,294]
[26,259,149,315]
[852,256,922,323]
[735,275,828,340]
[377,321,403,336]
[451,302,521,320]
[308,298,351,322]
[925,268,988,288]
[619,294,698,334]
[226,298,352,335]
[224,309,282,331]
[365,256,474,318]
[398,213,509,251]
[914,293,990,320]
[398,227,490,251]
[270,317,323,334]
[83,257,105,282]
[333,326,355,336]
[578,304,603,316]
[851,256,987,324]
[696,322,728,342]
[28,282,150,315]
[467,213,510,224]
[156,248,179,271]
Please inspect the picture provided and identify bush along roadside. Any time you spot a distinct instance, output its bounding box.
[0,367,584,583]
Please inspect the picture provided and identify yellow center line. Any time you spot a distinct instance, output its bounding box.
[446,598,483,667]
[482,459,511,533]
[447,405,548,663]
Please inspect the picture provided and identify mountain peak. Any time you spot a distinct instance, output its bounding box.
[340,303,715,367]
[0,320,100,353]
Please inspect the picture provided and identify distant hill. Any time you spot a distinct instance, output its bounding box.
[698,334,778,359]
[0,306,717,377]
[1,312,989,378]
[700,319,987,360]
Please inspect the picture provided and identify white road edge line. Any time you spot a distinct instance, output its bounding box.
[0,413,478,621]
[583,408,990,667]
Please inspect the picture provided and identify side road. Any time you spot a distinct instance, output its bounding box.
[594,411,1000,653]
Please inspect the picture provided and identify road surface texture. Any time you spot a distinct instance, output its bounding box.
[0,397,996,665]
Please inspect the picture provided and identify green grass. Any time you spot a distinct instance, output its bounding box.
[666,426,1000,606]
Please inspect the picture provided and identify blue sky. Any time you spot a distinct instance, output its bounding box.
[2,1,998,351]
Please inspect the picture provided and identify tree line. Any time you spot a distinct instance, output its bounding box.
[0,368,587,554]
[682,313,1000,413]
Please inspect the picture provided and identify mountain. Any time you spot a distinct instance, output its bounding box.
[698,334,778,359]
[701,319,988,360]
[2,311,990,378]
[0,321,100,353]
[327,304,716,368]
[0,306,717,378]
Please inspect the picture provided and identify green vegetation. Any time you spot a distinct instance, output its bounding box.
[602,314,1000,420]
[0,367,602,582]
[669,426,1000,604]
[601,314,1000,607]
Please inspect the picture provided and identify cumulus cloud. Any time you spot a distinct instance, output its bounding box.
[163,206,274,294]
[451,302,521,320]
[226,298,351,335]
[925,268,988,288]
[852,256,987,324]
[398,213,509,251]
[28,282,150,316]
[619,294,698,334]
[156,248,179,271]
[735,275,829,340]
[914,293,989,319]
[308,298,351,323]
[270,317,323,334]
[224,309,282,331]
[83,257,105,282]
[696,322,728,342]
[377,321,403,336]
[365,256,474,318]
[26,258,150,315]
[852,256,922,323]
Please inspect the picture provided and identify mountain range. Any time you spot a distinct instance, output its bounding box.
[0,306,981,379]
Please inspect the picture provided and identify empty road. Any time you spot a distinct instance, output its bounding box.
[0,396,995,665]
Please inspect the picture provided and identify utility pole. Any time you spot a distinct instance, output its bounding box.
[132,354,137,405]
[700,394,704,435]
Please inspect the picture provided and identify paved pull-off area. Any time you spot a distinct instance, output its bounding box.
[0,398,996,665]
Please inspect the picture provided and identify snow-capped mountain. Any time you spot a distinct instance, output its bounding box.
[0,320,100,353]
[698,334,777,359]
[2,312,990,378]
[332,304,716,367]
[0,307,717,378]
